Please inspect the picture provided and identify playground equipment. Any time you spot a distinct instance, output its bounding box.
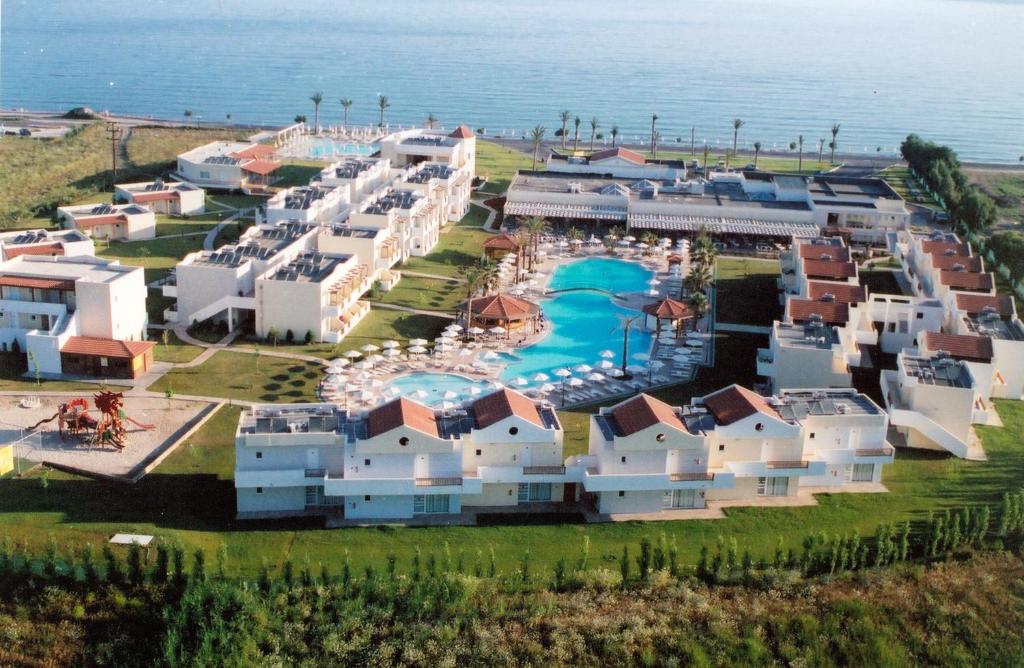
[24,391,155,452]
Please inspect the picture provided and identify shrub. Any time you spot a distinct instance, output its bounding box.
[285,329,295,343]
[304,330,314,345]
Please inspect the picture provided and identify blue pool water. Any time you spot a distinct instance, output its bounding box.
[548,257,653,294]
[388,372,494,406]
[304,138,379,159]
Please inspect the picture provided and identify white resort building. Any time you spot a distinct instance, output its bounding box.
[0,255,152,378]
[114,179,206,215]
[0,229,94,261]
[57,202,156,241]
[176,141,282,192]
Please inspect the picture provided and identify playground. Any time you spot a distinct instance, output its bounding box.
[0,395,212,481]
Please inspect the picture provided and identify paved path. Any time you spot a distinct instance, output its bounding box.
[204,211,239,251]
[471,197,500,230]
[714,322,772,334]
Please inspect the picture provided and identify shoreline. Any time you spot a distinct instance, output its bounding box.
[3,107,1022,172]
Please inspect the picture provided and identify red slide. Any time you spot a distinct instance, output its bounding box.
[125,417,155,430]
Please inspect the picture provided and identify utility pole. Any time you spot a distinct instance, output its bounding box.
[690,127,695,155]
[105,121,123,188]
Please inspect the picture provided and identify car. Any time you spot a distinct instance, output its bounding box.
[744,163,757,170]
[18,128,31,137]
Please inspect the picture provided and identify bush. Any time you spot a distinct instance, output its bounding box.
[304,330,314,345]
[285,329,295,343]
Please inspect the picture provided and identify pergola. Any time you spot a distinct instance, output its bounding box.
[642,297,696,338]
[483,233,521,260]
[456,293,541,338]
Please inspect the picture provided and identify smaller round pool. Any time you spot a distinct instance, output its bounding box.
[304,137,379,158]
[389,372,495,406]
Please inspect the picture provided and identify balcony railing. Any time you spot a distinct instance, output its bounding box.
[523,465,566,475]
[415,476,462,487]
[304,468,326,478]
[854,447,894,457]
[669,472,715,482]
[765,460,809,469]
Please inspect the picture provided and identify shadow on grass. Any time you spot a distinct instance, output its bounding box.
[715,275,781,326]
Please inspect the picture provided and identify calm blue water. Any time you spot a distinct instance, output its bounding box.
[3,0,1023,162]
[303,138,378,159]
[548,257,654,293]
[389,372,493,406]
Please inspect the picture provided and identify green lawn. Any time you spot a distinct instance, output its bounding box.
[147,351,322,403]
[875,165,944,211]
[207,194,268,211]
[275,163,323,188]
[150,330,204,364]
[714,256,782,326]
[401,225,492,277]
[154,211,226,237]
[97,235,206,282]
[375,275,465,312]
[125,126,250,172]
[457,202,491,228]
[476,140,537,194]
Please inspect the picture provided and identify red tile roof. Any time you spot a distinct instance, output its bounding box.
[955,293,1015,317]
[448,125,475,139]
[931,254,983,272]
[803,258,857,279]
[3,243,65,260]
[60,336,154,359]
[666,254,685,264]
[939,271,993,291]
[589,147,646,166]
[472,388,544,429]
[457,293,540,320]
[807,281,866,304]
[642,297,695,319]
[483,233,521,250]
[129,191,180,204]
[788,298,850,325]
[702,385,775,426]
[366,398,439,438]
[0,275,76,291]
[229,144,277,160]
[611,394,685,436]
[241,159,282,176]
[922,240,970,257]
[799,244,850,261]
[920,331,994,362]
[72,214,128,228]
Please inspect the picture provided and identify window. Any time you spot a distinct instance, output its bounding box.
[256,487,263,494]
[662,489,699,509]
[363,458,371,466]
[413,494,450,514]
[756,476,789,497]
[618,490,625,497]
[916,312,924,319]
[808,433,815,440]
[364,495,371,501]
[508,426,519,435]
[719,444,725,452]
[656,433,666,442]
[256,451,263,459]
[518,483,552,502]
[852,463,874,482]
[399,437,410,446]
[620,456,627,463]
[887,322,896,333]
[754,423,765,432]
[199,170,211,179]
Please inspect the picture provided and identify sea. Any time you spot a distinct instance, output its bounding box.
[2,0,1023,162]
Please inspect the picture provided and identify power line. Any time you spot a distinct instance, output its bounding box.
[105,121,123,187]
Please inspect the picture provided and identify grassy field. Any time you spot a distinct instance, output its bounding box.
[875,165,944,211]
[150,330,204,364]
[375,275,465,312]
[148,352,322,403]
[968,169,1024,230]
[401,224,492,277]
[125,126,250,172]
[477,140,538,194]
[97,234,206,282]
[714,256,782,326]
[153,210,229,237]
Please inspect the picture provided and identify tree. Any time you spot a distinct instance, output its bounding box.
[522,216,549,270]
[309,92,323,134]
[377,95,390,129]
[702,143,710,176]
[830,123,841,164]
[730,118,745,166]
[340,97,353,128]
[426,113,438,129]
[610,125,619,147]
[589,116,599,151]
[559,110,571,149]
[530,124,546,171]
[797,134,805,172]
[458,265,485,339]
[650,113,659,156]
[573,116,581,152]
[294,115,307,124]
[818,137,826,164]
[989,232,1024,282]
[689,291,709,319]
[619,545,630,586]
[685,263,713,299]
[752,141,762,169]
[28,350,40,386]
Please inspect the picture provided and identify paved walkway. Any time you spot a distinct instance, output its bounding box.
[204,211,239,251]
[714,322,772,334]
[471,197,500,230]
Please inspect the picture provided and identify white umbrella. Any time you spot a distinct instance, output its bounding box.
[554,368,573,378]
[609,368,625,377]
[488,379,505,389]
[370,378,386,388]
[468,326,485,335]
[440,401,458,411]
[408,345,428,354]
[510,288,525,296]
[368,354,384,364]
[329,357,351,367]
[381,340,400,349]
[627,364,647,374]
[539,383,556,393]
[587,372,606,382]
[344,382,362,392]
[633,352,650,361]
[647,278,661,286]
[410,389,429,400]
[599,349,615,358]
[384,386,402,398]
[383,348,401,358]
[489,326,507,335]
[624,235,636,242]
[361,343,380,353]
[436,335,455,343]
[409,338,428,346]
[556,240,569,248]
[482,351,500,361]
[344,350,363,359]
[637,242,650,249]
[357,370,373,380]
[531,372,550,382]
[359,390,376,401]
[597,360,614,370]
[649,360,665,370]
[686,332,705,340]
[469,386,484,396]
[458,348,474,357]
[446,324,464,332]
[512,377,530,387]
[567,377,584,387]
[326,365,346,375]
[575,363,593,374]
[443,390,460,400]
[354,360,373,370]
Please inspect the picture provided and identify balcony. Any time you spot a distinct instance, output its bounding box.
[727,459,828,478]
[415,476,462,487]
[669,472,715,482]
[582,468,732,492]
[818,446,896,465]
[473,464,578,484]
[854,447,894,458]
[765,460,809,470]
[304,468,326,478]
[524,465,566,475]
[161,284,178,298]
[163,306,179,323]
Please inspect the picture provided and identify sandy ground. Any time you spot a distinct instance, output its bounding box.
[0,396,211,480]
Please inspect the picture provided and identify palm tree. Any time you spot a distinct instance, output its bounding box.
[459,265,484,336]
[612,314,642,376]
[340,98,353,128]
[686,262,713,294]
[522,216,549,270]
[589,117,599,151]
[572,116,581,152]
[529,125,546,171]
[729,118,744,167]
[639,231,658,255]
[818,138,826,164]
[797,134,804,172]
[559,110,571,149]
[377,95,390,129]
[610,125,619,147]
[310,92,324,134]
[753,141,762,169]
[689,291,709,323]
[607,225,624,241]
[426,113,438,129]
[830,123,840,164]
[567,226,584,247]
[650,114,659,156]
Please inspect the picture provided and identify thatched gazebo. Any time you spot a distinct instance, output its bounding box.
[456,293,541,338]
[483,233,521,260]
[642,297,696,338]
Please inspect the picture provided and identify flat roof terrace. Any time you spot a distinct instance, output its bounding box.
[902,355,973,388]
[407,163,455,183]
[399,135,456,147]
[192,222,316,268]
[964,311,1024,342]
[322,158,381,180]
[773,389,880,418]
[324,224,382,239]
[775,320,840,350]
[364,190,421,214]
[274,185,336,210]
[267,251,349,283]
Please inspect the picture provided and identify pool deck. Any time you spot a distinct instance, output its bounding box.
[321,246,714,410]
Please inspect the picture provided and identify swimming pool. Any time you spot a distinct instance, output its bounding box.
[388,372,495,405]
[303,137,379,159]
[547,256,653,294]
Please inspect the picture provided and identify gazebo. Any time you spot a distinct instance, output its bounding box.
[642,297,696,338]
[456,293,541,338]
[666,254,685,266]
[483,233,521,260]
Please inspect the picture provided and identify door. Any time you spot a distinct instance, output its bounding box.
[306,448,319,470]
[563,483,577,503]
